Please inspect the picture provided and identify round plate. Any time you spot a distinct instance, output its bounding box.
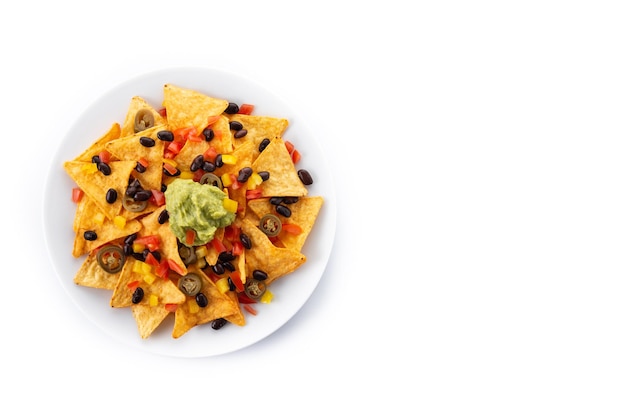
[43,67,336,357]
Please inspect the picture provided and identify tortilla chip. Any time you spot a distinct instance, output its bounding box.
[131,304,172,339]
[226,114,289,155]
[171,267,240,338]
[72,123,121,163]
[239,218,306,285]
[251,137,308,197]
[172,116,234,172]
[246,196,324,251]
[120,96,167,137]
[105,125,166,192]
[224,291,246,326]
[73,248,124,290]
[163,84,229,133]
[110,258,186,308]
[64,160,137,220]
[139,206,187,276]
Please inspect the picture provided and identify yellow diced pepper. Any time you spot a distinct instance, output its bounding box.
[81,163,98,174]
[179,170,194,179]
[216,277,230,294]
[260,289,274,304]
[223,198,238,213]
[149,294,159,307]
[247,172,263,189]
[93,212,105,226]
[188,299,200,314]
[113,215,127,229]
[143,272,156,285]
[221,173,233,187]
[221,154,237,165]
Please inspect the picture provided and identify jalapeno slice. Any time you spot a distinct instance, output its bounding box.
[259,214,282,237]
[244,278,267,300]
[178,245,197,266]
[122,195,148,212]
[199,173,223,189]
[178,273,203,297]
[96,245,126,274]
[134,108,155,133]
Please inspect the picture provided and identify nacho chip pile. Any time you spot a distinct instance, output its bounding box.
[63,84,323,339]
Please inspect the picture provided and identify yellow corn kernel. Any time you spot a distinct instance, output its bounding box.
[223,198,238,213]
[221,173,233,187]
[93,212,106,226]
[188,299,200,314]
[113,215,127,229]
[216,277,230,294]
[221,154,237,165]
[149,294,159,307]
[260,289,274,304]
[143,272,156,285]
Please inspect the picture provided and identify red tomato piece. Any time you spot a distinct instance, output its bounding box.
[144,252,160,267]
[164,303,178,312]
[285,140,295,154]
[246,189,263,200]
[71,187,84,203]
[231,241,244,256]
[237,293,258,304]
[185,229,196,246]
[291,149,301,164]
[281,223,303,235]
[210,238,227,254]
[98,150,112,164]
[156,259,169,279]
[127,280,140,291]
[229,271,245,292]
[167,259,186,276]
[135,235,160,251]
[150,189,166,206]
[243,304,257,315]
[238,104,254,115]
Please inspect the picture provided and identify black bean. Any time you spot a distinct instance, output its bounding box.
[195,292,208,308]
[202,128,214,141]
[212,263,225,275]
[215,154,223,167]
[131,287,144,304]
[258,171,270,181]
[225,103,239,114]
[97,162,111,176]
[269,197,283,205]
[283,197,299,204]
[237,167,253,183]
[134,190,153,201]
[297,169,313,185]
[163,167,181,177]
[135,161,147,173]
[105,188,118,204]
[229,120,243,131]
[123,243,133,255]
[240,233,252,249]
[227,277,236,291]
[124,233,138,245]
[253,269,268,281]
[218,251,235,262]
[91,155,101,164]
[158,209,169,224]
[259,138,270,152]
[151,251,161,262]
[234,129,247,139]
[157,130,174,142]
[202,161,216,172]
[139,136,156,147]
[190,155,204,172]
[211,318,228,330]
[222,261,235,272]
[161,183,167,192]
[276,204,292,217]
[132,252,145,261]
[84,230,97,241]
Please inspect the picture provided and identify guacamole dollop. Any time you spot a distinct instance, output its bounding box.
[164,179,235,246]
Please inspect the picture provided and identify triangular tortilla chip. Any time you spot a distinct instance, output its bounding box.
[120,96,167,137]
[73,247,124,290]
[172,116,234,172]
[71,123,121,163]
[105,125,166,192]
[224,291,246,326]
[246,196,323,251]
[139,206,187,276]
[64,160,137,220]
[172,267,240,338]
[226,114,289,155]
[251,137,308,197]
[110,258,186,308]
[215,140,257,218]
[131,304,172,339]
[163,84,229,133]
[240,218,306,285]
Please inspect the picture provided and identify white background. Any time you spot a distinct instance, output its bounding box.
[2,1,626,415]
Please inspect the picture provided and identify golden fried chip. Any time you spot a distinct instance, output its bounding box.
[72,195,142,257]
[172,116,234,172]
[139,206,187,277]
[226,114,288,155]
[73,247,123,290]
[105,125,166,192]
[163,84,229,133]
[224,291,246,326]
[72,123,121,162]
[246,196,324,251]
[64,160,137,220]
[215,140,257,217]
[131,304,172,339]
[120,96,167,137]
[172,267,240,338]
[110,258,186,308]
[240,218,306,285]
[251,137,308,197]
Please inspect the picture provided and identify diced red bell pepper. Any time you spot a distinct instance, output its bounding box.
[167,259,186,276]
[238,104,254,115]
[72,187,84,203]
[229,271,244,292]
[185,229,196,246]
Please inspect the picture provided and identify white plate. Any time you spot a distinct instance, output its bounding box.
[43,67,336,357]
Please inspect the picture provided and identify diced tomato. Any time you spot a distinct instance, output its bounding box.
[203,146,218,162]
[158,108,167,117]
[238,104,254,115]
[224,224,240,241]
[246,189,263,200]
[210,238,227,254]
[285,140,295,154]
[281,223,303,235]
[156,259,169,280]
[206,115,220,126]
[150,189,166,206]
[230,177,243,190]
[138,157,150,168]
[231,240,244,256]
[166,141,183,155]
[134,235,160,251]
[164,303,178,312]
[185,229,196,246]
[127,280,140,291]
[243,304,257,315]
[163,162,178,176]
[71,187,84,203]
[291,149,301,164]
[144,252,160,267]
[213,128,223,141]
[98,150,112,164]
[229,271,245,292]
[238,293,258,304]
[167,259,186,276]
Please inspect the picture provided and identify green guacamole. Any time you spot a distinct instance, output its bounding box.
[164,179,235,246]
